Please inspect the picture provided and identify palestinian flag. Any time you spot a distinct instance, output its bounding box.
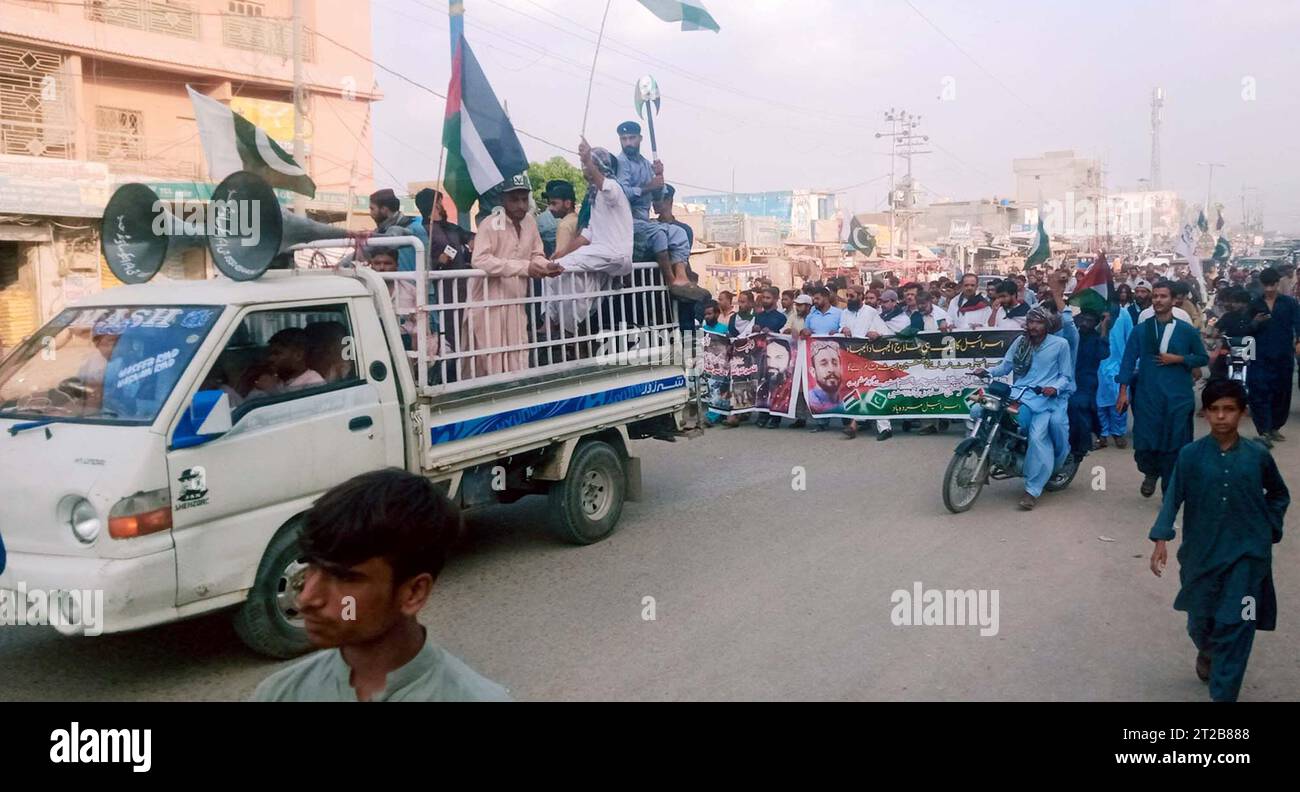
[442,37,529,220]
[637,0,721,32]
[186,86,315,197]
[1023,218,1050,269]
[1068,251,1113,316]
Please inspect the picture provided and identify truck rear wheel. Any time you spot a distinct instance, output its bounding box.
[233,518,313,659]
[548,440,626,545]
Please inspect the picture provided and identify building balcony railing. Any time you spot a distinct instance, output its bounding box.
[84,0,200,40]
[221,13,313,61]
[89,138,203,179]
[0,119,74,159]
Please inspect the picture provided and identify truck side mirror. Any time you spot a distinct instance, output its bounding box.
[173,390,234,450]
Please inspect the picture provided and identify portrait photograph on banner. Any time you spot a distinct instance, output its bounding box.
[802,331,1023,420]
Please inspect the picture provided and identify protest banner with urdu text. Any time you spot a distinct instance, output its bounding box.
[803,330,1021,420]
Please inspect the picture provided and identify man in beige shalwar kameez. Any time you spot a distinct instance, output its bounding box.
[462,173,559,378]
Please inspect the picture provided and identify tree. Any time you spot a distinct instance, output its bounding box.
[527,156,587,209]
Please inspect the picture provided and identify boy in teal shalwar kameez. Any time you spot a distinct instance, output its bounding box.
[1149,378,1289,702]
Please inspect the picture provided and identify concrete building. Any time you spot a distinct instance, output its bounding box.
[914,199,1024,244]
[0,0,379,345]
[1102,190,1182,242]
[1013,150,1102,208]
[680,188,838,243]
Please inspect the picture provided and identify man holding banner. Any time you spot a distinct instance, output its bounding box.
[973,305,1075,511]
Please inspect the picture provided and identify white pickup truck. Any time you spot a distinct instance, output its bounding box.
[0,239,692,657]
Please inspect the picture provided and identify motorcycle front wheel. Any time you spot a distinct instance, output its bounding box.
[943,444,988,513]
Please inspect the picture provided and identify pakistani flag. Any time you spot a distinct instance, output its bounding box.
[1197,210,1209,234]
[847,214,875,256]
[442,37,529,221]
[1216,208,1225,232]
[1214,235,1232,261]
[637,0,721,32]
[1068,251,1113,316]
[186,86,315,198]
[1023,218,1050,269]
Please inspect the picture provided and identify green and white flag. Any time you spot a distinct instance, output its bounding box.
[1213,235,1232,261]
[186,85,316,198]
[1023,218,1050,269]
[1197,209,1209,234]
[636,0,721,32]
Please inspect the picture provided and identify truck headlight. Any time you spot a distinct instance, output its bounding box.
[108,488,173,539]
[61,496,102,544]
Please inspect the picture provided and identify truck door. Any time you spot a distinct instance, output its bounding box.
[166,301,393,607]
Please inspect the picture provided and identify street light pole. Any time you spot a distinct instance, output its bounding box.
[1196,161,1225,216]
[291,0,305,216]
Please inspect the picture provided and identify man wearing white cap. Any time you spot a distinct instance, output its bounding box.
[1135,277,1192,325]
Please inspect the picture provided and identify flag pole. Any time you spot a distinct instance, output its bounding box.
[581,0,614,138]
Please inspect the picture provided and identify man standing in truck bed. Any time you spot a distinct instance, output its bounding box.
[463,173,559,377]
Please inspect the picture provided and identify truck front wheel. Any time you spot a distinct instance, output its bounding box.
[233,518,313,659]
[547,440,626,545]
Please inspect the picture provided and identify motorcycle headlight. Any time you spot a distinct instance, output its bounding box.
[61,496,102,544]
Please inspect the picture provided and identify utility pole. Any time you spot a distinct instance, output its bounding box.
[877,109,929,263]
[881,110,897,258]
[291,0,306,216]
[1197,161,1225,218]
[1149,87,1163,191]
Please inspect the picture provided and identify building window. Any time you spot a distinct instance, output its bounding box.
[222,7,312,61]
[94,106,146,162]
[85,0,200,40]
[0,42,74,158]
[228,0,265,15]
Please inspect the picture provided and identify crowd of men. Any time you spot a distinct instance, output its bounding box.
[357,119,708,380]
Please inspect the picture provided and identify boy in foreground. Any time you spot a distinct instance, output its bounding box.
[253,469,510,702]
[1149,378,1288,702]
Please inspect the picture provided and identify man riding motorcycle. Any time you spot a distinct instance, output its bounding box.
[972,304,1075,510]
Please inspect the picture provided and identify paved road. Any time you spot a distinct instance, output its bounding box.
[3,416,1298,701]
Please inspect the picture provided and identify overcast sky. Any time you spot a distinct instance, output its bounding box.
[370,0,1300,232]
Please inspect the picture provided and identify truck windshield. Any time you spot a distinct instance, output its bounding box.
[0,306,222,426]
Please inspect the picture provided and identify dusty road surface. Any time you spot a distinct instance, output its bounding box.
[3,419,1297,701]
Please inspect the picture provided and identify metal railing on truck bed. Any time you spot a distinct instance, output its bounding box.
[292,237,686,401]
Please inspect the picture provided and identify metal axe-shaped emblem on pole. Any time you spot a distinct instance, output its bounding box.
[634,75,662,162]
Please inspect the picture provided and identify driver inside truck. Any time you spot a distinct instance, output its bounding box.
[247,328,326,399]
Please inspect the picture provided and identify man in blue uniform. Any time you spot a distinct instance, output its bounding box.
[1149,378,1289,702]
[1068,310,1108,460]
[614,120,706,304]
[1117,280,1209,497]
[1244,267,1300,445]
[973,304,1075,510]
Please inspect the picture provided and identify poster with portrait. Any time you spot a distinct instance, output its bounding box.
[701,331,733,414]
[754,333,798,418]
[801,330,1022,420]
[700,331,799,418]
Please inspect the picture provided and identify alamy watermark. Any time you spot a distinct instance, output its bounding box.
[0,583,105,636]
[890,582,999,637]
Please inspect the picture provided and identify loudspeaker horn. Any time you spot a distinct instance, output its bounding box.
[100,183,207,284]
[207,171,346,281]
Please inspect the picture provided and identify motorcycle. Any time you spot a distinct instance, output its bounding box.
[942,374,1080,513]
